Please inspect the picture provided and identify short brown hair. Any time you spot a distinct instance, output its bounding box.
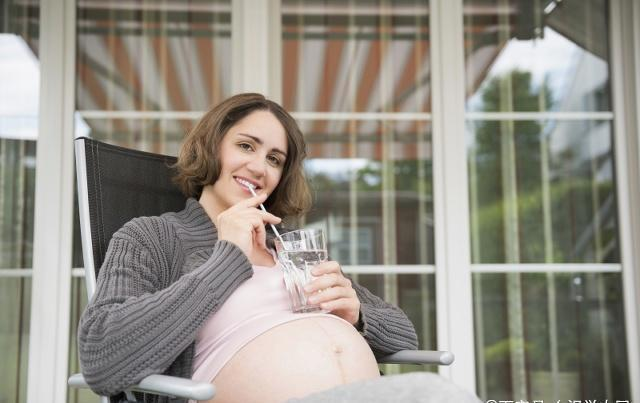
[173,93,312,218]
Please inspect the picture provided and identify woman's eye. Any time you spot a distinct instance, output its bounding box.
[268,155,282,166]
[238,143,253,151]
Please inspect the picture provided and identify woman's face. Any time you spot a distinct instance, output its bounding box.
[209,110,288,212]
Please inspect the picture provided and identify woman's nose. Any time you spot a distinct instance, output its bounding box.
[246,156,266,177]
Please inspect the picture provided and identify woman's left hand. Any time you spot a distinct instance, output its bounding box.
[304,261,361,326]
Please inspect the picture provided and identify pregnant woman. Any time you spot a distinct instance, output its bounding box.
[78,93,474,403]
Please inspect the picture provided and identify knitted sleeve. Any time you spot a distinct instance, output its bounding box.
[352,281,419,358]
[78,217,252,397]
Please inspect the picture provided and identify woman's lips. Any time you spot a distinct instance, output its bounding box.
[234,177,260,192]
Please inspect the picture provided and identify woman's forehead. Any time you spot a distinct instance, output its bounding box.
[226,111,288,153]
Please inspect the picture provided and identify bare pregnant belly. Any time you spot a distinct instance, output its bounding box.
[206,316,380,403]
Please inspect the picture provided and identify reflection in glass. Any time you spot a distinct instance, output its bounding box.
[74,117,196,156]
[282,0,431,113]
[464,0,610,112]
[465,1,629,399]
[0,139,37,269]
[0,278,31,403]
[467,119,618,264]
[1,6,39,403]
[473,272,630,401]
[76,0,232,112]
[1,31,39,270]
[359,273,437,373]
[302,119,433,266]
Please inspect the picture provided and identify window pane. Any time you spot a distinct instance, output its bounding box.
[359,273,437,373]
[465,0,610,112]
[467,119,618,264]
[282,0,431,113]
[76,0,232,112]
[301,119,433,266]
[0,139,37,268]
[0,5,39,270]
[1,3,39,402]
[473,272,630,400]
[0,277,31,403]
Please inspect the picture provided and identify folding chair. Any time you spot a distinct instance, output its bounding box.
[68,136,454,402]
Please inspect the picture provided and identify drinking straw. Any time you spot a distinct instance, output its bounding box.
[245,184,285,244]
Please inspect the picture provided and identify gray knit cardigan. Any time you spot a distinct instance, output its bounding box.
[78,198,418,403]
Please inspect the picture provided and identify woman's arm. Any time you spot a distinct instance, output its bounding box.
[78,217,252,397]
[351,281,419,358]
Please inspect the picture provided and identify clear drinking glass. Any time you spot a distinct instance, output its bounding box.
[274,228,327,313]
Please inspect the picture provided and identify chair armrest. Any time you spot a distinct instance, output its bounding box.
[68,373,216,401]
[377,350,455,365]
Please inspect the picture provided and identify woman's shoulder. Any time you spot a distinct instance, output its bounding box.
[113,214,175,247]
[114,198,213,250]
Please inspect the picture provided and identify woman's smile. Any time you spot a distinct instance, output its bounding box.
[234,176,262,194]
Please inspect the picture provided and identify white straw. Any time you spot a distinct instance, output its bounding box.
[245,184,284,244]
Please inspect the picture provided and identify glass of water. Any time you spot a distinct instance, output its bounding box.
[274,228,327,313]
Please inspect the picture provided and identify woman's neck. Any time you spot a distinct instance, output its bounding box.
[198,186,223,227]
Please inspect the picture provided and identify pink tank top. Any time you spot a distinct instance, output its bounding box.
[191,256,348,383]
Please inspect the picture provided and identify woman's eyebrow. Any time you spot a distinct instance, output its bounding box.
[237,133,287,157]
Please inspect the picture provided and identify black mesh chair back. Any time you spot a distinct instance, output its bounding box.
[75,137,187,296]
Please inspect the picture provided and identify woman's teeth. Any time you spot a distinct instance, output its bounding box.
[236,178,256,190]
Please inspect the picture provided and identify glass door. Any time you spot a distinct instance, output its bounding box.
[464,0,631,400]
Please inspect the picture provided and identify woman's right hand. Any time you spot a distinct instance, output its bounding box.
[215,193,281,257]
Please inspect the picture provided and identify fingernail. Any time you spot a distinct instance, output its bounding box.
[304,285,312,292]
[308,296,317,304]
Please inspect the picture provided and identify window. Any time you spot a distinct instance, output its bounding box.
[464,0,630,399]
